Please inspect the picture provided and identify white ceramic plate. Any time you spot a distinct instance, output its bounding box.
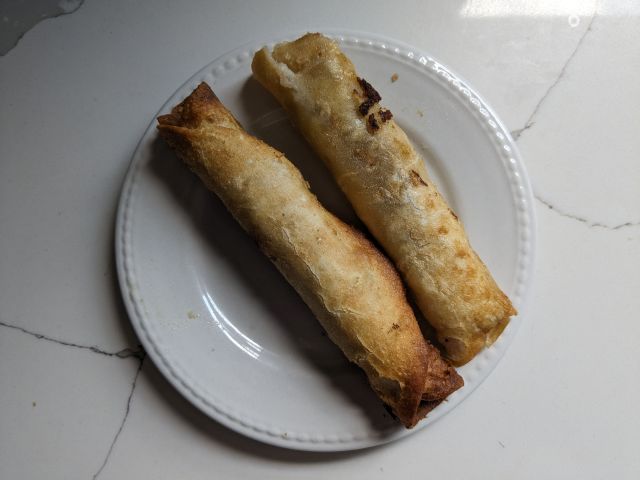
[116,31,535,451]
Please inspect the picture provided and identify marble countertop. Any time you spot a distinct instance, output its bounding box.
[1,1,638,478]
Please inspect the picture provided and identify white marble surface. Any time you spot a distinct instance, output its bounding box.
[0,0,638,478]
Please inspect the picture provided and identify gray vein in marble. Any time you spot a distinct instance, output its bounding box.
[0,0,85,56]
[512,12,597,141]
[512,6,638,231]
[0,320,143,359]
[535,195,640,230]
[93,355,145,480]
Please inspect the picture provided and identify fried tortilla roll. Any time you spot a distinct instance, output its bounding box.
[157,83,462,428]
[252,33,516,365]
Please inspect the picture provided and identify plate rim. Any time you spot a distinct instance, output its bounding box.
[115,29,536,452]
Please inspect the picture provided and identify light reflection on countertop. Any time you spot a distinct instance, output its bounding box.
[460,0,595,18]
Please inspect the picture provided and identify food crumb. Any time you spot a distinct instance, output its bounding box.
[417,109,424,117]
[391,73,399,82]
[187,310,199,320]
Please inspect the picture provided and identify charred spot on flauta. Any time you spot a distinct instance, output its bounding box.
[358,98,376,115]
[358,77,382,102]
[357,77,382,115]
[368,113,379,131]
[379,109,393,122]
